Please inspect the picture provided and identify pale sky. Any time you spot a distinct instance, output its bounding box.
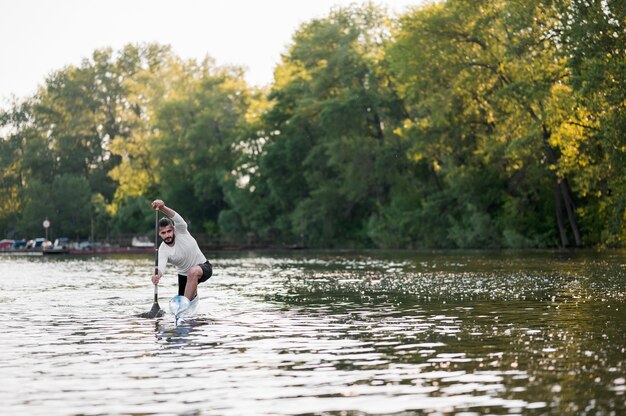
[0,0,422,108]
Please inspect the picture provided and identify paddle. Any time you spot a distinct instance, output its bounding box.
[140,210,165,318]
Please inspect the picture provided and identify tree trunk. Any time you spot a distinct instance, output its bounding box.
[559,178,583,246]
[541,125,582,247]
[554,182,570,247]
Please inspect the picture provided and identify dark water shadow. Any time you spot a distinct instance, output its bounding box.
[154,315,217,349]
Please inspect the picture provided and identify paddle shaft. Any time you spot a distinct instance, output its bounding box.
[137,208,164,318]
[154,209,159,302]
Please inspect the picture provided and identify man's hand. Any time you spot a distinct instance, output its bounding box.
[152,199,176,219]
[152,274,161,285]
[152,199,165,210]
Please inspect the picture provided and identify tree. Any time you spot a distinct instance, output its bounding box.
[151,58,253,233]
[109,195,154,236]
[388,0,588,247]
[18,174,91,239]
[560,0,626,245]
[107,44,177,207]
[230,4,410,247]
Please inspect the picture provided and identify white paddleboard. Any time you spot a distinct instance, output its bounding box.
[169,295,200,323]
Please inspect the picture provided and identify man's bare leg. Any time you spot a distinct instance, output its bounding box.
[184,266,202,301]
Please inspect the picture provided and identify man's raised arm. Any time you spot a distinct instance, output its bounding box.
[152,199,177,218]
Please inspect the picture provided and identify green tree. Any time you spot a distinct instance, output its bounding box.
[388,0,588,247]
[560,0,626,245]
[18,174,91,239]
[152,58,253,232]
[107,44,177,207]
[109,195,154,236]
[1,44,176,241]
[228,4,411,247]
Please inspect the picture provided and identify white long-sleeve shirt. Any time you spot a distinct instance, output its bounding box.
[157,213,206,276]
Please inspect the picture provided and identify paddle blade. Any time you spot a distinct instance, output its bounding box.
[137,301,165,318]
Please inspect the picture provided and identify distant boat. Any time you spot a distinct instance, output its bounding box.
[43,246,70,255]
[43,237,70,255]
[131,236,155,248]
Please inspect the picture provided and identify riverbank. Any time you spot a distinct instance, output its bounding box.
[0,246,155,256]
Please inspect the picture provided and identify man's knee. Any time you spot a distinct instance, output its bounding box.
[187,266,202,281]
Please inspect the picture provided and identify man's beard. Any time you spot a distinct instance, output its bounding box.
[164,235,175,245]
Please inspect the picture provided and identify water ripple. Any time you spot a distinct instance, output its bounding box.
[0,251,625,415]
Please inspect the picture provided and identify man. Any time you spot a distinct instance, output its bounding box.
[151,199,212,301]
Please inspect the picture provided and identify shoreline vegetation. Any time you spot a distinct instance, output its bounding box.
[1,1,624,250]
[2,237,621,257]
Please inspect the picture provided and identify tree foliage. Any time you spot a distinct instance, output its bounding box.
[0,2,623,248]
[221,5,412,247]
[386,0,617,247]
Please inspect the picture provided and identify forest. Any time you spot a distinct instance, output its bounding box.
[0,0,624,249]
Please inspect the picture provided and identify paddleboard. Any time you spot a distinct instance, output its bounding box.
[169,295,200,324]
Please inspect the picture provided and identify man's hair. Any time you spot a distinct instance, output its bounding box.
[159,217,174,228]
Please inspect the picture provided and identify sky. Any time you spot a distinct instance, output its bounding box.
[0,0,423,107]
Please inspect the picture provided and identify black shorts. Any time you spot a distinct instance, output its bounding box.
[178,261,212,296]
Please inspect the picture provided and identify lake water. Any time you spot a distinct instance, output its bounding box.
[1,250,625,415]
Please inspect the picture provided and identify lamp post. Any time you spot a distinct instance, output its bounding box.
[43,217,50,242]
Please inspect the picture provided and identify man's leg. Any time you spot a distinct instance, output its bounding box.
[183,265,202,300]
[178,275,187,296]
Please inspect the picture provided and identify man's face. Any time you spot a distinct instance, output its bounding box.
[159,225,175,245]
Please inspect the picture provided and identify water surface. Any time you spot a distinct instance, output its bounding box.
[1,250,625,415]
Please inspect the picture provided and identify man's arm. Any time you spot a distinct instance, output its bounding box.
[152,199,177,218]
[152,248,168,284]
[152,199,189,232]
[151,199,172,285]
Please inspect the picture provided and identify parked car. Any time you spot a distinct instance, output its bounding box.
[78,241,105,250]
[53,238,70,249]
[26,238,47,249]
[12,240,27,249]
[131,236,154,248]
[0,239,14,250]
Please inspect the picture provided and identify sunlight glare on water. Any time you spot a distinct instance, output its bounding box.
[1,250,625,415]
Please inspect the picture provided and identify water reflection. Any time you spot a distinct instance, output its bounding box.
[0,251,625,415]
[155,317,217,349]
